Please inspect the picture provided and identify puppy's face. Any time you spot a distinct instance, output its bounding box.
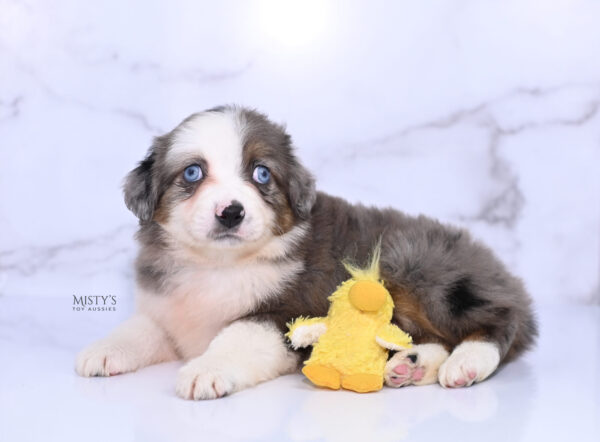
[124,107,315,256]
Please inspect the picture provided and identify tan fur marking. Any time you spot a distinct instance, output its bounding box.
[389,286,452,349]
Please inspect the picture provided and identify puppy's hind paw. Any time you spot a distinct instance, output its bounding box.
[384,343,449,388]
[438,341,500,388]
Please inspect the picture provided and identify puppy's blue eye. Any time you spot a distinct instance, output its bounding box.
[183,165,202,182]
[252,165,271,184]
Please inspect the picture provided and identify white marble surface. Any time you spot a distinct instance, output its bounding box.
[1,297,598,442]
[0,1,599,440]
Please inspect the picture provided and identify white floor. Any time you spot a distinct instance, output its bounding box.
[0,297,598,442]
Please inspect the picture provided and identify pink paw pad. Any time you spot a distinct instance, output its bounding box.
[387,352,429,387]
[393,364,410,375]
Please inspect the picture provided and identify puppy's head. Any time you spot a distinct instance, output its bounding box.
[124,106,315,255]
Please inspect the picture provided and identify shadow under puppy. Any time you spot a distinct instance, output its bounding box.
[75,105,537,399]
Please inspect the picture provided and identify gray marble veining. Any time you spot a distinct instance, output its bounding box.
[1,1,598,304]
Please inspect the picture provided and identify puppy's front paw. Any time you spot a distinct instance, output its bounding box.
[176,358,235,400]
[75,341,139,377]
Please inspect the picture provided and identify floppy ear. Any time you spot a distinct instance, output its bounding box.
[288,160,317,220]
[123,149,158,222]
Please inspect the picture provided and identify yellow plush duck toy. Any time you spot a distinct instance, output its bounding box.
[286,245,412,393]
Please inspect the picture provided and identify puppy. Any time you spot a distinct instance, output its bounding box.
[75,105,537,399]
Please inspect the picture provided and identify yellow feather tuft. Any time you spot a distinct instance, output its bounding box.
[342,238,383,283]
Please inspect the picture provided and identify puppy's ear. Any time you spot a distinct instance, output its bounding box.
[123,148,158,222]
[288,160,316,220]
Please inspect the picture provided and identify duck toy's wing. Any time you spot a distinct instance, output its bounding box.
[375,323,413,351]
[286,317,328,349]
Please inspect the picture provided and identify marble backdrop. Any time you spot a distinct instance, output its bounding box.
[1,0,599,306]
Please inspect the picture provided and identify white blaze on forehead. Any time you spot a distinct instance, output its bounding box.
[168,110,244,178]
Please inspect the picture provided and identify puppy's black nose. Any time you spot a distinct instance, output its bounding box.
[216,203,245,229]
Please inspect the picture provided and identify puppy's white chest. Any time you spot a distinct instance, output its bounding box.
[139,260,302,359]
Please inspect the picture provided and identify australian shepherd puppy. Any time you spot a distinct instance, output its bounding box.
[76,105,537,399]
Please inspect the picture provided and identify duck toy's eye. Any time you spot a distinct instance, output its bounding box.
[183,165,202,183]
